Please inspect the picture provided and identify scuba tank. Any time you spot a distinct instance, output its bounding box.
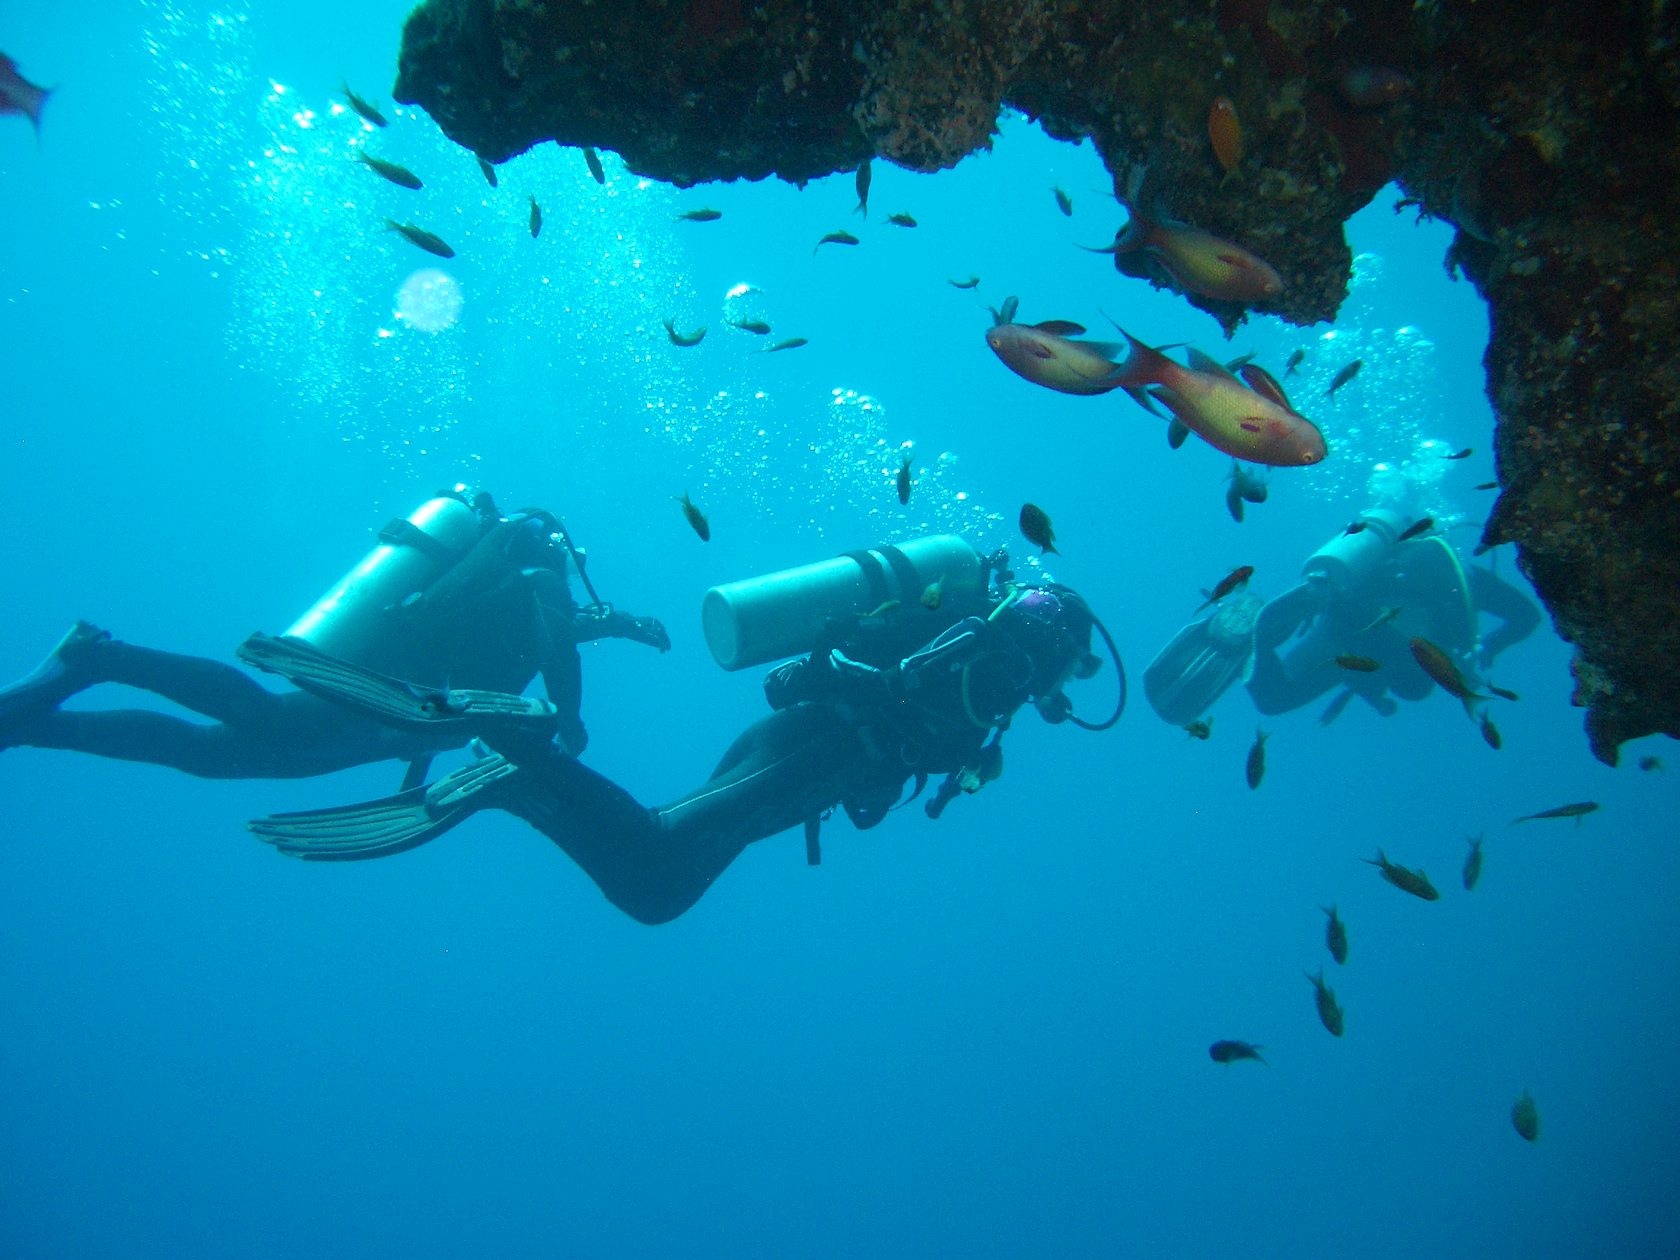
[283,494,483,667]
[1301,508,1406,596]
[703,534,986,671]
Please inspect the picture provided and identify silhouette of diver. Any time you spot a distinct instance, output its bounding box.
[247,544,1123,924]
[0,489,669,782]
[1145,507,1539,726]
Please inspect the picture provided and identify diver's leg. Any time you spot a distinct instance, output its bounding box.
[2,693,411,779]
[1468,566,1542,667]
[68,639,293,725]
[0,621,111,717]
[1246,585,1338,716]
[504,705,863,924]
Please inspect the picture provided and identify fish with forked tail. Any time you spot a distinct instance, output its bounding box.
[1362,849,1440,901]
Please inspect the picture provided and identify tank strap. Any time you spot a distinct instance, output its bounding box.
[378,516,464,566]
[877,544,925,601]
[841,548,892,608]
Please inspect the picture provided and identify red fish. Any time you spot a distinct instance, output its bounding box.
[984,320,1130,396]
[1208,96,1242,174]
[0,53,49,134]
[1196,565,1254,614]
[1085,215,1284,305]
[1107,328,1327,466]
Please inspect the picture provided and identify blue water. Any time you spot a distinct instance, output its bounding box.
[3,5,1678,1257]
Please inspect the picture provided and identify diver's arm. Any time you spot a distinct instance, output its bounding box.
[827,616,991,699]
[1467,565,1541,667]
[571,605,671,652]
[1245,580,1335,715]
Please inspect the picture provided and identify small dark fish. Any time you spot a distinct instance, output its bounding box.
[1323,904,1348,965]
[1284,349,1305,377]
[1306,969,1344,1038]
[1183,718,1213,740]
[357,151,423,190]
[1344,521,1369,536]
[1357,606,1403,634]
[896,454,912,505]
[1318,688,1356,727]
[583,146,605,184]
[1326,358,1363,398]
[1053,185,1073,216]
[1225,483,1245,524]
[1480,711,1503,750]
[1488,685,1520,701]
[1475,481,1499,490]
[1209,1040,1266,1065]
[1019,503,1058,555]
[528,195,542,238]
[1245,727,1268,790]
[1196,565,1254,614]
[1335,654,1381,672]
[815,229,860,252]
[1512,1090,1540,1142]
[1397,517,1436,542]
[1443,447,1473,460]
[0,54,51,133]
[341,82,388,127]
[385,220,455,259]
[854,157,873,216]
[1409,636,1490,716]
[948,275,981,289]
[674,491,710,541]
[1463,834,1484,891]
[1511,801,1599,825]
[476,156,498,187]
[729,319,772,335]
[764,337,808,353]
[1340,67,1413,109]
[886,212,917,228]
[1208,95,1243,174]
[1361,849,1440,901]
[1639,755,1663,772]
[663,320,706,348]
[676,208,723,222]
[988,294,1020,327]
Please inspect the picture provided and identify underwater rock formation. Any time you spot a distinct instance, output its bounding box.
[394,0,1680,760]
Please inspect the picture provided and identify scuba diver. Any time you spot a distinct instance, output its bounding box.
[0,488,670,781]
[244,535,1125,925]
[1144,505,1540,727]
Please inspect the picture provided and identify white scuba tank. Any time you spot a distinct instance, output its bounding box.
[283,495,483,667]
[1301,508,1406,595]
[703,534,986,671]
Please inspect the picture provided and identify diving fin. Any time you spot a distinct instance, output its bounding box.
[238,633,559,738]
[249,752,520,860]
[1142,591,1262,726]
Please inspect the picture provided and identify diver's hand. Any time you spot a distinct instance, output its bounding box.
[828,649,896,702]
[1034,692,1072,724]
[628,616,671,653]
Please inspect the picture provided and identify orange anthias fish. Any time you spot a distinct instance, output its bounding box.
[1408,636,1491,717]
[1208,96,1243,174]
[1086,214,1284,305]
[1196,564,1254,614]
[1108,328,1327,466]
[985,320,1131,397]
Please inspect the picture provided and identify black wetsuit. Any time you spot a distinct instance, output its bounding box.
[253,589,1095,924]
[1,515,667,778]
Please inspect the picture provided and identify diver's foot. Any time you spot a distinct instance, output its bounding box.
[0,620,110,719]
[1364,694,1399,718]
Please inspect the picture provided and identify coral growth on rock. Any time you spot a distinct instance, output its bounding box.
[394,0,1680,760]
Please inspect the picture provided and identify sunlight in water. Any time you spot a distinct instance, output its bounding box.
[394,268,463,333]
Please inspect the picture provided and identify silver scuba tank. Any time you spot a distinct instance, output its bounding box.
[703,534,986,671]
[283,495,483,667]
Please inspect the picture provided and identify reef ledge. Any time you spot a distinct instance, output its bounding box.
[394,0,1680,761]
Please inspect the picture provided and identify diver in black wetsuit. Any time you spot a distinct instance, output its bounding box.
[0,490,669,781]
[247,573,1117,925]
